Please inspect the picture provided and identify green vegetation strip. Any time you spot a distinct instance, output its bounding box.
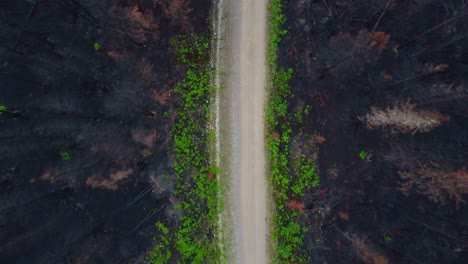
[148,35,222,263]
[267,0,320,263]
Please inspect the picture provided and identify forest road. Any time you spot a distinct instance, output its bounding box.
[229,0,269,263]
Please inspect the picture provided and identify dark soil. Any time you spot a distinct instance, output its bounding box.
[0,0,210,263]
[280,0,468,263]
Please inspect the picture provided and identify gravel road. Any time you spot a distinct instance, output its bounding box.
[215,0,269,262]
[231,0,268,263]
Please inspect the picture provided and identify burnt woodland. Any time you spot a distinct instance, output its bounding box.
[0,0,210,262]
[280,0,468,263]
[1,0,468,263]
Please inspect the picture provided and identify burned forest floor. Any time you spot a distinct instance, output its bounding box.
[0,0,210,263]
[279,0,468,263]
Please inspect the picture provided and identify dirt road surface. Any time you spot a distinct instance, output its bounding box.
[229,0,269,263]
[215,0,268,262]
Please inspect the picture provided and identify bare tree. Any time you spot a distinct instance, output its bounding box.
[364,99,449,134]
[399,164,468,209]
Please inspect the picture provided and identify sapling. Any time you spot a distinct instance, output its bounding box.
[0,105,7,115]
[359,150,369,160]
[60,151,72,161]
[384,234,392,244]
[93,42,101,51]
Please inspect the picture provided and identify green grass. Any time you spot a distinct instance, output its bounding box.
[267,0,320,263]
[148,35,222,263]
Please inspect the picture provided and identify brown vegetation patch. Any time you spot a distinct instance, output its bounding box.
[351,234,389,264]
[381,72,393,80]
[107,50,123,62]
[30,169,57,183]
[138,58,156,81]
[164,0,193,34]
[152,89,172,105]
[313,134,327,145]
[370,32,390,53]
[287,199,305,211]
[330,30,369,48]
[140,147,153,157]
[131,129,158,148]
[288,44,298,61]
[110,5,159,43]
[272,130,280,141]
[86,168,133,190]
[338,211,349,220]
[79,125,138,160]
[424,63,449,73]
[207,172,215,180]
